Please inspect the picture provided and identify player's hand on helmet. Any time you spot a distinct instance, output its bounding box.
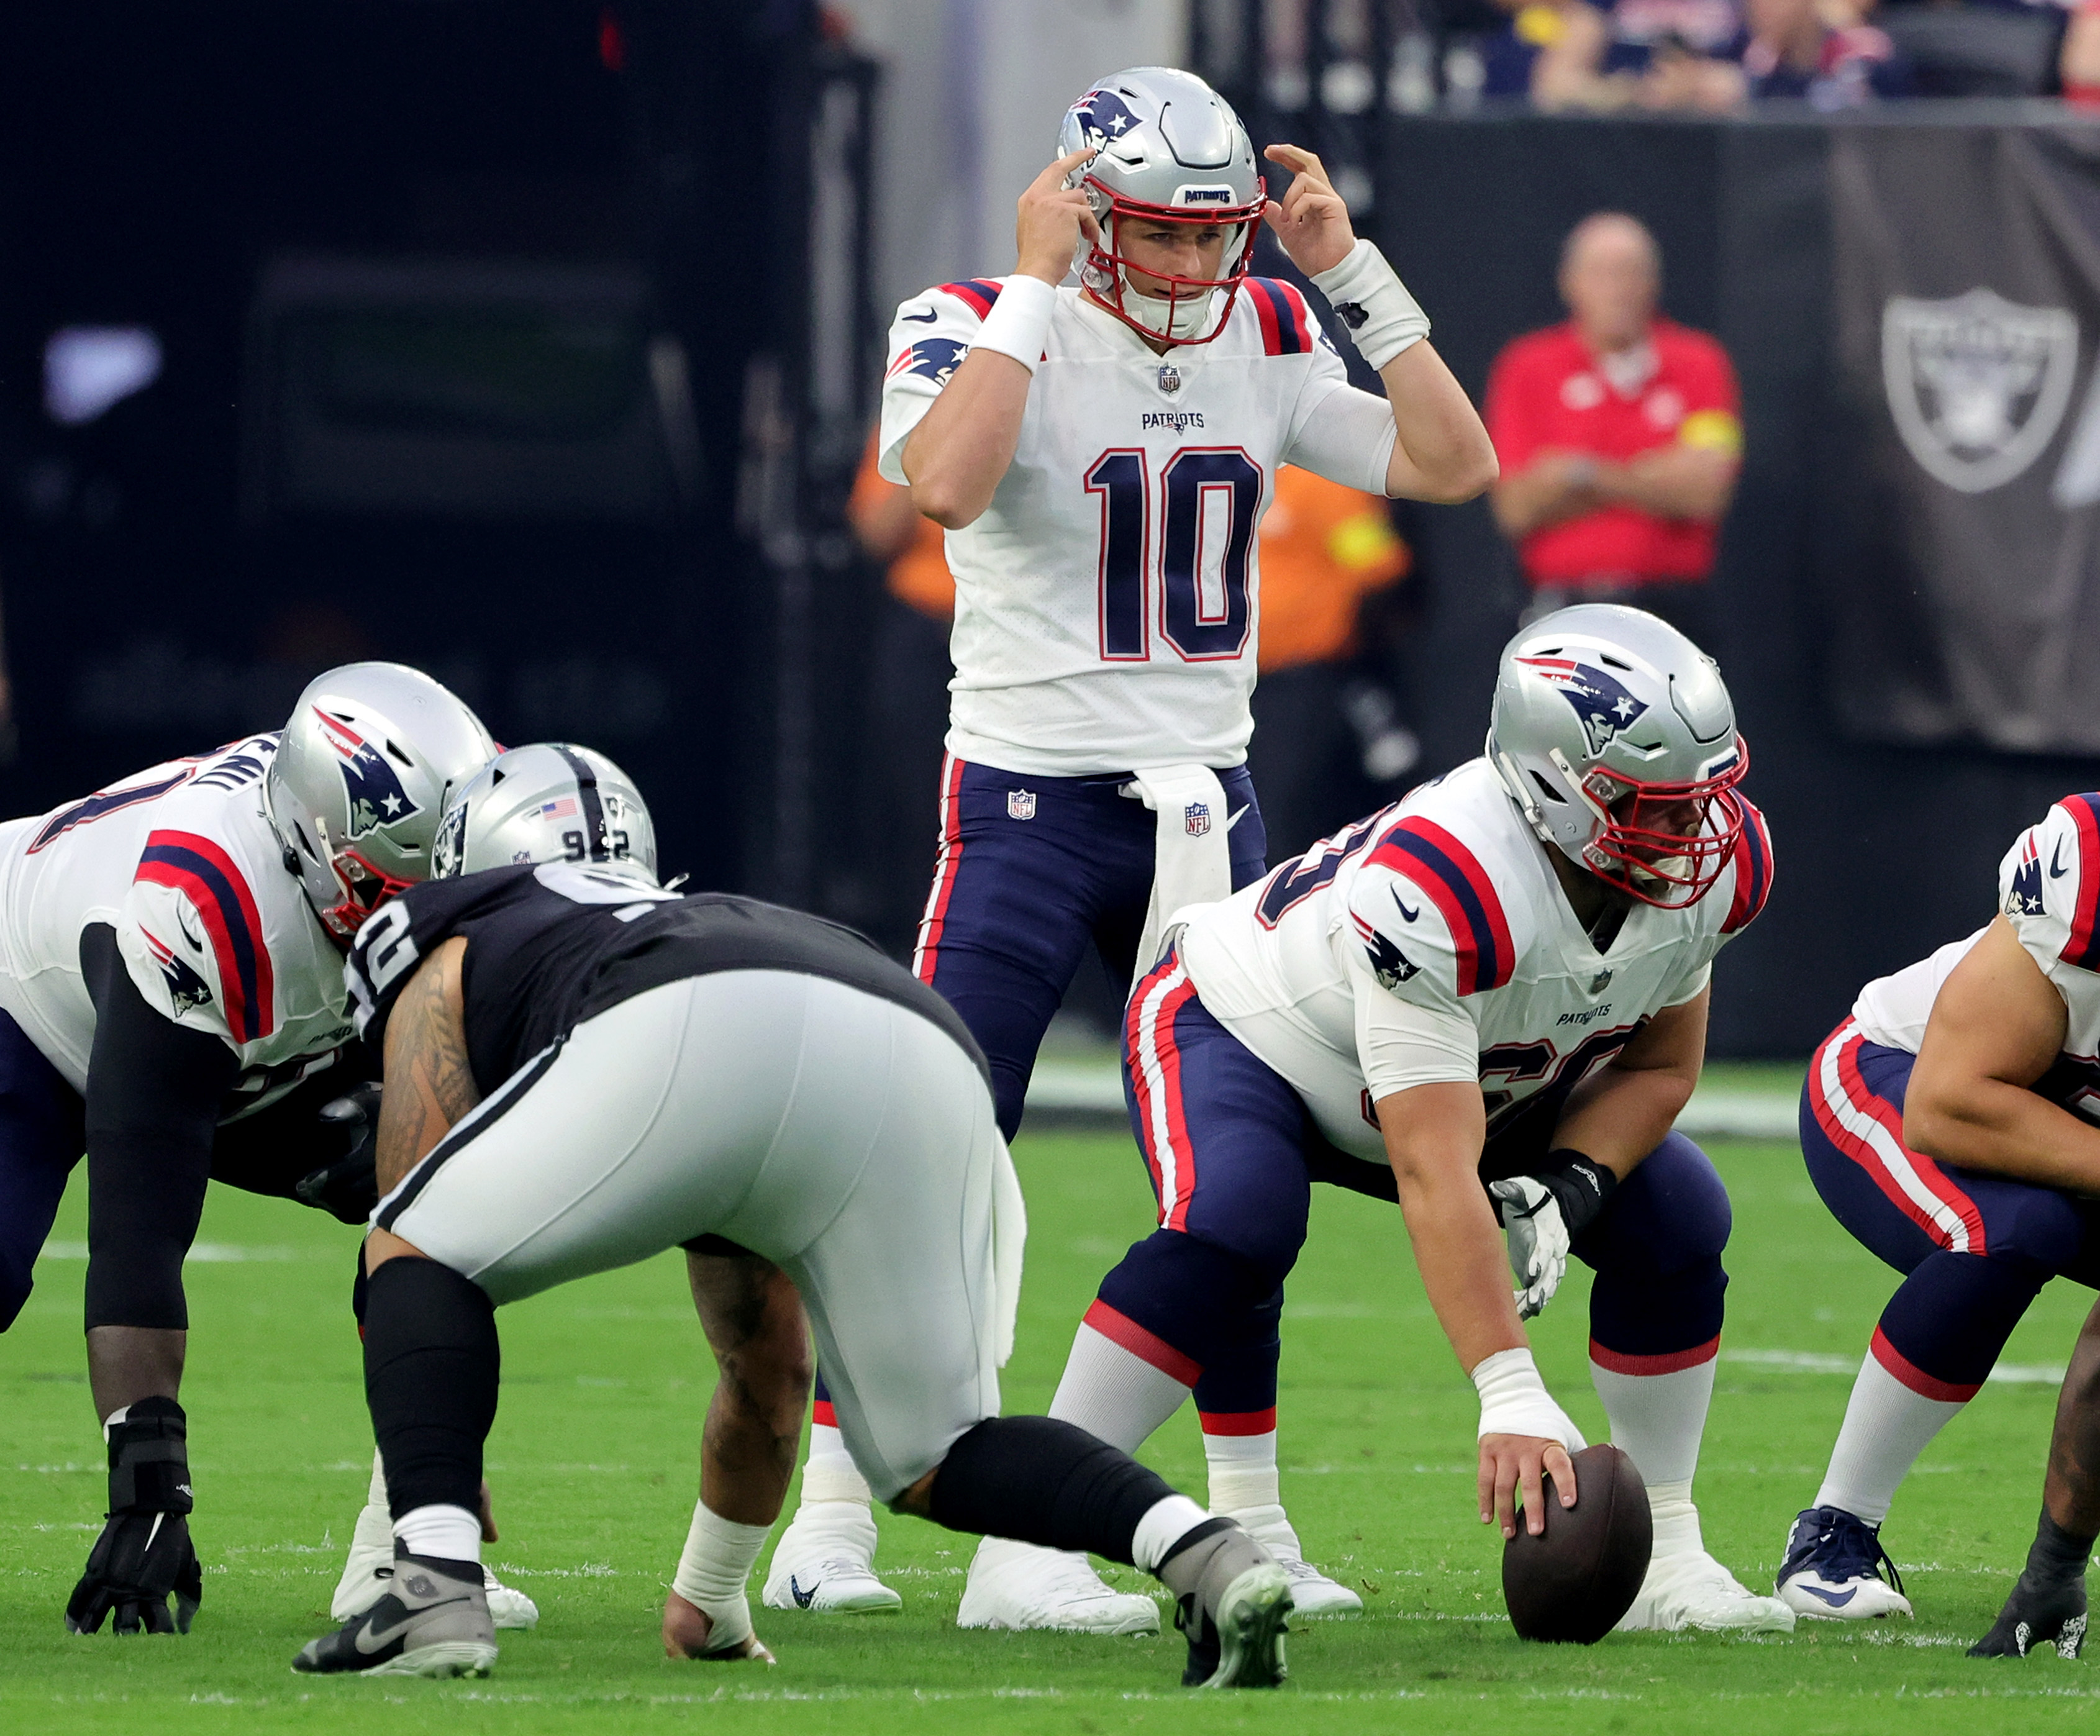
[1479,1433,1579,1540]
[295,1084,381,1225]
[1016,147,1102,285]
[1262,144,1356,276]
[1489,1175,1573,1320]
[66,1397,202,1635]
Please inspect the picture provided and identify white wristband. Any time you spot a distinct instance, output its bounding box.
[971,274,1058,373]
[671,1498,771,1653]
[1310,239,1430,371]
[1470,1347,1588,1451]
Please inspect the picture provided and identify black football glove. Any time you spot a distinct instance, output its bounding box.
[66,1396,202,1635]
[295,1084,381,1225]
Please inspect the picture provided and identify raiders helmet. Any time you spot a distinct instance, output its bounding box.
[1487,605,1748,909]
[432,742,657,882]
[1057,68,1265,346]
[265,663,496,938]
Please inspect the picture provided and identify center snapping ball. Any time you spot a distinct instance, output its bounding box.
[1501,1442,1653,1643]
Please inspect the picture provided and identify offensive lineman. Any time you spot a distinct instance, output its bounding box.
[1777,793,2100,1631]
[768,64,1499,1632]
[0,663,495,1635]
[1040,606,1793,1633]
[294,747,1296,1688]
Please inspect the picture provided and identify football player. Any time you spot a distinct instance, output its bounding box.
[1031,606,1793,1634]
[1778,793,2100,1630]
[293,746,1296,1688]
[768,63,1498,1632]
[0,663,494,1636]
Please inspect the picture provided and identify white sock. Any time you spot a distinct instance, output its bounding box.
[1130,1494,1214,1573]
[1203,1426,1280,1515]
[368,1447,388,1508]
[801,1420,873,1507]
[1047,1309,1194,1452]
[1589,1352,1717,1488]
[673,1499,771,1652]
[1813,1342,1966,1525]
[394,1502,481,1564]
[1644,1478,1704,1559]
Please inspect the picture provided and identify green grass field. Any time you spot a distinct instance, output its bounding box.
[8,1120,2099,1733]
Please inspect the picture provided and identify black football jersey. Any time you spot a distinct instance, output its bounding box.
[345,862,988,1097]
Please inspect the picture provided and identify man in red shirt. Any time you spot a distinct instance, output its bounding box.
[1485,212,1740,648]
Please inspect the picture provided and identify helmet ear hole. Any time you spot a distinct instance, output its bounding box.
[1529,771,1568,806]
[384,739,413,766]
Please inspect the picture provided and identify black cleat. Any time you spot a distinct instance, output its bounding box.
[294,1550,497,1678]
[1165,1524,1293,1689]
[1970,1573,2087,1660]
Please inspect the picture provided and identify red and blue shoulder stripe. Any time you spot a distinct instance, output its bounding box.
[938,279,1004,320]
[1366,817,1516,995]
[1721,797,1775,935]
[135,830,276,1045]
[2055,794,2100,970]
[1245,277,1314,357]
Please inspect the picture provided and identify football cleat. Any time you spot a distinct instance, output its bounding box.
[1776,1506,1913,1621]
[332,1507,540,1631]
[482,1566,540,1630]
[958,1538,1161,1635]
[294,1549,498,1678]
[1970,1575,2087,1659]
[1222,1504,1361,1617]
[1618,1548,1796,1634]
[761,1501,902,1614]
[1175,1545,1293,1689]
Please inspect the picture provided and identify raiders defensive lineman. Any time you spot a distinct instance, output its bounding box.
[770,63,1498,1635]
[294,745,1294,1688]
[0,663,494,1635]
[1038,606,1793,1634]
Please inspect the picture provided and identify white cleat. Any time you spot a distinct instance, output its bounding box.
[1617,1548,1798,1634]
[329,1499,538,1630]
[483,1567,539,1630]
[1774,1506,1914,1622]
[1224,1504,1362,1617]
[762,1499,902,1614]
[958,1537,1161,1635]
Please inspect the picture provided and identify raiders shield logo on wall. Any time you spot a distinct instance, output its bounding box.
[1881,288,2078,494]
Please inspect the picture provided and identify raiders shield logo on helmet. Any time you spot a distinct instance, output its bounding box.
[1882,288,2078,494]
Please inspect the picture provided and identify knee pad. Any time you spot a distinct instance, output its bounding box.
[1097,1231,1280,1372]
[1580,1132,1732,1275]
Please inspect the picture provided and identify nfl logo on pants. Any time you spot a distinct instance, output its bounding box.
[1184,801,1210,837]
[1007,789,1037,821]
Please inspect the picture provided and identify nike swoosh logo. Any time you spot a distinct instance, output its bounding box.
[175,906,206,953]
[2052,838,2069,878]
[902,309,937,324]
[1227,805,1248,831]
[791,1576,819,1609]
[1394,894,1420,923]
[1793,1583,1857,1608]
[355,1593,472,1653]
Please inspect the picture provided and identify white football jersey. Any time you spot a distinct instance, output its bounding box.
[877,276,1398,776]
[1172,758,1775,1168]
[0,735,357,1107]
[1853,794,2100,1089]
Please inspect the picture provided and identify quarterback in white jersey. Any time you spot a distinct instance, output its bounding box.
[0,663,495,1638]
[771,65,1498,1633]
[1781,793,2100,1642]
[1036,606,1796,1636]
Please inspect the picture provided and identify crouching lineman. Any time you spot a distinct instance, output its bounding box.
[1031,606,1792,1634]
[1778,792,2100,1627]
[0,664,494,1635]
[293,745,1296,1686]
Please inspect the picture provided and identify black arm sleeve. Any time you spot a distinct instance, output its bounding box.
[80,924,240,1331]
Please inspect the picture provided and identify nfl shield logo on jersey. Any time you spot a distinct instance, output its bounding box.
[1157,362,1183,396]
[1184,801,1211,837]
[1007,789,1037,821]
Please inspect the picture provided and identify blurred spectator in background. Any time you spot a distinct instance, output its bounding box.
[1736,0,1912,103]
[2063,0,2100,101]
[1245,466,1416,861]
[1484,0,1747,108]
[1486,213,1741,650]
[849,430,953,955]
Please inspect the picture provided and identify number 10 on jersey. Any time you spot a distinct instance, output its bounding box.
[1086,447,1263,662]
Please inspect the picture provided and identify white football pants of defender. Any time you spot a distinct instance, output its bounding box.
[376,970,1019,1504]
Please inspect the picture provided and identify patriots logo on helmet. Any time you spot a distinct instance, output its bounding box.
[1354,913,1420,991]
[1070,86,1142,150]
[140,927,214,1015]
[888,337,970,389]
[2007,832,2046,917]
[312,708,420,839]
[1517,657,1651,757]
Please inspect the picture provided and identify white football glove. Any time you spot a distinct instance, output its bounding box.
[1489,1175,1571,1320]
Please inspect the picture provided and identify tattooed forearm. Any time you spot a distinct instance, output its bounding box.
[375,936,481,1193]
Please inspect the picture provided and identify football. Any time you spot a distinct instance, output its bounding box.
[1501,1443,1654,1643]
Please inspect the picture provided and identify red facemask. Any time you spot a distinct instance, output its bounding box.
[317,846,417,942]
[1577,739,1750,909]
[1076,180,1266,347]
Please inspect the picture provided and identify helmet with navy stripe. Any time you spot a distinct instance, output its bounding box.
[1057,68,1264,347]
[1487,605,1748,909]
[431,742,657,883]
[265,663,497,938]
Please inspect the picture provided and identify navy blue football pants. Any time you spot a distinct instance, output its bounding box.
[1802,1017,2100,1397]
[1084,949,1734,1430]
[0,1007,88,1331]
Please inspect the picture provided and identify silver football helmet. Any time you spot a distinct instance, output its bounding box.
[432,742,657,883]
[265,663,496,938]
[1487,605,1748,909]
[1057,68,1265,346]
